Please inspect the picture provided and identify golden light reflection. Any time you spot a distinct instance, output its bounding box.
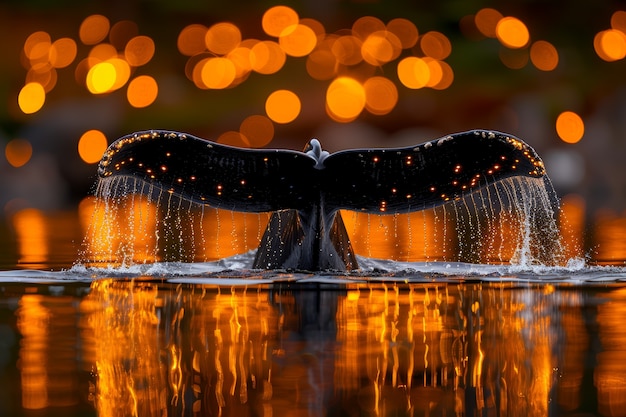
[593,211,626,264]
[594,29,626,61]
[326,76,366,121]
[559,194,585,260]
[12,208,48,268]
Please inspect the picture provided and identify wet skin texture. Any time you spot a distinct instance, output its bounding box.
[98,129,545,271]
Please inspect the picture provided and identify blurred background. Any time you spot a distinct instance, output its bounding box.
[2,0,626,266]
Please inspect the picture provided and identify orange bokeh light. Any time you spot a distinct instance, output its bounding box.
[530,40,559,71]
[177,24,208,56]
[49,38,77,68]
[18,82,46,114]
[262,5,299,37]
[5,139,33,168]
[250,41,286,74]
[420,31,452,60]
[79,14,110,45]
[200,57,236,89]
[265,89,301,124]
[496,16,530,49]
[386,18,419,49]
[205,22,241,55]
[78,130,108,164]
[127,75,158,108]
[326,77,366,121]
[240,115,275,147]
[124,35,155,67]
[352,16,386,40]
[397,56,430,89]
[556,111,585,144]
[594,29,626,61]
[474,8,503,38]
[361,30,401,65]
[279,23,317,57]
[364,76,398,115]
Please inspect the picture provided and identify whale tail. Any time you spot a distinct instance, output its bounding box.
[97,129,547,271]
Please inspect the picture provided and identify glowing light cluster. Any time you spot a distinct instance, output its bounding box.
[468,8,559,71]
[178,7,455,124]
[594,11,626,61]
[18,14,159,115]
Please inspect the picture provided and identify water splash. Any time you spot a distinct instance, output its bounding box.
[79,172,567,270]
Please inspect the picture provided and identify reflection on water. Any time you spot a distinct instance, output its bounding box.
[3,279,626,416]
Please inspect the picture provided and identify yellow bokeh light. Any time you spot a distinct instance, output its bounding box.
[496,16,530,49]
[78,130,108,164]
[5,139,33,168]
[240,115,275,147]
[397,56,430,89]
[386,18,419,49]
[556,111,584,144]
[279,24,317,57]
[364,76,398,115]
[124,35,155,67]
[326,77,366,121]
[177,24,208,56]
[49,38,77,68]
[262,5,299,37]
[200,57,236,89]
[265,89,301,124]
[474,8,503,38]
[530,40,559,71]
[250,41,286,74]
[79,14,110,45]
[594,29,626,61]
[127,75,158,108]
[86,62,117,94]
[205,22,241,55]
[18,82,46,114]
[420,31,452,60]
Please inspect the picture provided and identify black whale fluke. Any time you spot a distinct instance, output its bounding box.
[97,129,546,271]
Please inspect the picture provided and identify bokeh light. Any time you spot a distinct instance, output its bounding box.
[86,62,116,94]
[530,40,559,71]
[361,31,401,65]
[79,14,110,45]
[5,139,33,168]
[420,31,452,60]
[352,16,386,40]
[594,29,626,62]
[200,57,236,89]
[262,5,299,37]
[240,115,274,147]
[496,16,530,49]
[18,82,45,114]
[78,130,108,164]
[326,77,366,121]
[556,111,585,144]
[397,56,430,89]
[265,89,301,123]
[499,46,528,69]
[386,18,419,49]
[127,75,158,108]
[124,35,155,67]
[364,76,398,115]
[49,38,77,68]
[109,20,139,50]
[217,131,249,147]
[279,24,317,57]
[332,35,363,66]
[611,10,626,33]
[205,22,241,55]
[177,24,208,56]
[250,41,286,74]
[474,8,503,38]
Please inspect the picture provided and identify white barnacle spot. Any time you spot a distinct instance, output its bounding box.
[424,142,432,149]
[167,188,174,194]
[151,131,159,138]
[167,132,177,139]
[481,131,487,138]
[413,146,420,152]
[488,131,496,139]
[206,143,213,149]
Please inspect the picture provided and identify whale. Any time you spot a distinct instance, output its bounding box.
[97,129,546,271]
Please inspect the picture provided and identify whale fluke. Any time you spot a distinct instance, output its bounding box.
[97,129,546,271]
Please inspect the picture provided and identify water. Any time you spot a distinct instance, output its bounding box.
[2,175,626,416]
